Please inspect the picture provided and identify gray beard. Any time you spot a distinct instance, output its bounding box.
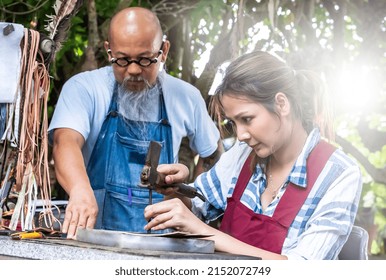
[117,81,160,122]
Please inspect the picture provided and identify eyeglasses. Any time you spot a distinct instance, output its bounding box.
[108,36,166,68]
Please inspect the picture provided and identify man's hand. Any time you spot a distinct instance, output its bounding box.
[62,187,98,239]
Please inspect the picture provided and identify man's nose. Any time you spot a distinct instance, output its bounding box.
[125,62,142,75]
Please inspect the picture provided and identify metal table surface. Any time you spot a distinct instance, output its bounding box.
[0,235,260,260]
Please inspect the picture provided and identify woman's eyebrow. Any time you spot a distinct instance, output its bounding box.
[233,111,250,119]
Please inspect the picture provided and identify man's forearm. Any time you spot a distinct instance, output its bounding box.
[53,144,91,196]
[52,129,91,196]
[193,139,223,179]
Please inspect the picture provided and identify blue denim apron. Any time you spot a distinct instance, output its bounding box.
[86,83,173,232]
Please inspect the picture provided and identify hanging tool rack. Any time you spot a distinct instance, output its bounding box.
[0,22,56,232]
[0,0,85,235]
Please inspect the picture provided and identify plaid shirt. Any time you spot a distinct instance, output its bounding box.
[192,128,362,259]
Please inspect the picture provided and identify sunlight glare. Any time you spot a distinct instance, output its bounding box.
[334,64,375,114]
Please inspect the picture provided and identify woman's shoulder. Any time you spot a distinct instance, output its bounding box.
[329,147,361,177]
[216,140,252,173]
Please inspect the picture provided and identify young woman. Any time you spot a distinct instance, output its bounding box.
[144,51,362,260]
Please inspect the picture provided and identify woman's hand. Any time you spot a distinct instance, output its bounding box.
[144,198,207,233]
[156,163,189,184]
[153,164,190,197]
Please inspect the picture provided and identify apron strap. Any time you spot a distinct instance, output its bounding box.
[159,88,170,125]
[231,153,253,201]
[273,140,336,227]
[107,82,119,115]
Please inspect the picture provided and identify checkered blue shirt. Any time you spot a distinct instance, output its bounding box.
[191,128,362,259]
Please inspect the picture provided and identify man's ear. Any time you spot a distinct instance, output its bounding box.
[161,40,170,63]
[104,41,111,59]
[275,92,290,116]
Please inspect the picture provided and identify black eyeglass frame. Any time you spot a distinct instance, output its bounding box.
[108,36,166,68]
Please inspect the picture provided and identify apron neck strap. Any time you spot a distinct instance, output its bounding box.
[272,140,336,226]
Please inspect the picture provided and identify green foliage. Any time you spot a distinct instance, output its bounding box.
[188,1,231,63]
[2,0,386,255]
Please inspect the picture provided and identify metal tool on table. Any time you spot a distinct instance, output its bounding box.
[76,228,215,254]
[139,141,206,206]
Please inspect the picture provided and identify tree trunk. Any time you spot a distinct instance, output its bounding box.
[81,0,99,72]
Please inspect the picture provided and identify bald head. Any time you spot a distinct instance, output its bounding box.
[108,7,163,43]
[105,7,170,92]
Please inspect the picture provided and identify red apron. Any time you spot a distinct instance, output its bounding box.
[219,141,336,254]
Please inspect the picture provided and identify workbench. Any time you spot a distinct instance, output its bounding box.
[0,235,259,260]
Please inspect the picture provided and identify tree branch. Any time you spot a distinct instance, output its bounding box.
[336,135,386,184]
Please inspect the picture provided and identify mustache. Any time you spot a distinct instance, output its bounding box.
[122,75,151,90]
[124,75,144,82]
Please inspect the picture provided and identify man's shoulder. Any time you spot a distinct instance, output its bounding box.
[162,73,205,106]
[163,73,200,94]
[60,66,114,103]
[68,66,113,86]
